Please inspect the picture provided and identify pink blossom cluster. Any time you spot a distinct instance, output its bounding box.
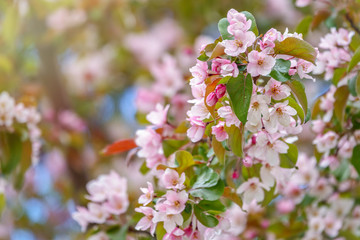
[313,28,355,80]
[72,171,129,232]
[46,8,86,33]
[187,9,313,207]
[0,92,41,164]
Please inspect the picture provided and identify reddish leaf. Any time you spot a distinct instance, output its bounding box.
[102,139,137,156]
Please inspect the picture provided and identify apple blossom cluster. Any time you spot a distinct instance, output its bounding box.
[187,8,313,204]
[0,91,41,165]
[313,28,355,80]
[72,171,129,232]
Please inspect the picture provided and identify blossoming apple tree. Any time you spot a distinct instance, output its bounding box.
[71,7,360,239]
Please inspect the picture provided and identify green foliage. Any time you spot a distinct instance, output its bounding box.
[333,85,350,129]
[226,74,253,125]
[295,16,313,38]
[175,150,195,173]
[218,18,233,40]
[241,11,259,36]
[332,68,347,86]
[190,179,225,201]
[192,167,219,189]
[348,46,360,72]
[212,138,225,165]
[162,139,189,158]
[194,200,226,228]
[226,125,244,157]
[273,37,317,64]
[279,143,298,168]
[351,145,360,177]
[156,223,166,240]
[349,74,360,96]
[269,59,292,82]
[286,79,308,119]
[287,96,305,123]
[333,159,351,182]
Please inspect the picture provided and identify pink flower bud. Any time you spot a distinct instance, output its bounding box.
[261,219,270,228]
[276,199,295,214]
[215,84,226,99]
[232,170,239,179]
[206,92,218,106]
[243,156,253,167]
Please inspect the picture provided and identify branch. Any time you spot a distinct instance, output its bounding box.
[345,12,360,36]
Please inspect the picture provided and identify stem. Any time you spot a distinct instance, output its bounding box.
[345,12,360,36]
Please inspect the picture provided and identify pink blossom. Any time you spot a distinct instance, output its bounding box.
[72,207,91,232]
[247,94,270,125]
[163,228,185,240]
[135,127,162,158]
[215,84,226,99]
[46,8,86,33]
[187,124,205,143]
[267,100,297,132]
[163,190,188,214]
[324,212,343,237]
[139,182,155,206]
[276,199,295,214]
[161,169,185,190]
[222,31,256,56]
[0,92,15,127]
[189,60,208,85]
[58,110,86,132]
[135,207,157,236]
[217,106,240,127]
[226,204,247,236]
[191,83,206,100]
[297,59,315,80]
[311,119,326,134]
[227,9,252,35]
[87,203,109,224]
[146,104,170,127]
[247,51,276,77]
[295,0,312,7]
[259,28,279,51]
[237,177,270,204]
[136,88,164,113]
[103,193,129,215]
[264,78,291,101]
[338,136,356,159]
[249,131,289,165]
[313,131,339,153]
[212,121,229,142]
[150,55,184,97]
[152,211,183,233]
[206,92,218,106]
[309,178,333,201]
[87,231,109,240]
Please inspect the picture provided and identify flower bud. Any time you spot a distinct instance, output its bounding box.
[215,84,226,99]
[243,156,253,167]
[206,92,218,106]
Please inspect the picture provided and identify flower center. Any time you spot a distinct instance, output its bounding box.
[257,59,264,65]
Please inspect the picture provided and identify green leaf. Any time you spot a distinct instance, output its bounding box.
[226,125,244,157]
[287,96,305,123]
[286,79,308,118]
[175,150,195,173]
[162,139,189,158]
[107,224,128,240]
[156,222,166,240]
[227,74,253,124]
[351,145,360,176]
[196,200,226,214]
[349,75,358,97]
[334,85,349,128]
[348,46,360,72]
[273,37,317,64]
[209,43,225,60]
[192,167,219,189]
[333,160,350,182]
[241,11,259,36]
[194,205,219,228]
[349,74,360,97]
[269,59,292,82]
[139,161,150,175]
[262,185,276,206]
[223,187,243,207]
[332,68,346,86]
[212,138,225,164]
[190,179,225,201]
[296,16,313,37]
[350,33,360,52]
[0,194,5,216]
[218,18,233,40]
[279,143,298,168]
[197,52,209,61]
[1,133,23,175]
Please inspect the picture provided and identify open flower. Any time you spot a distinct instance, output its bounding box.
[139,182,155,206]
[161,169,185,190]
[264,79,291,101]
[237,177,270,204]
[135,207,157,236]
[247,51,276,77]
[222,31,256,56]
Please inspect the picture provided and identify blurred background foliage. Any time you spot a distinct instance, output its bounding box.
[0,0,345,239]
